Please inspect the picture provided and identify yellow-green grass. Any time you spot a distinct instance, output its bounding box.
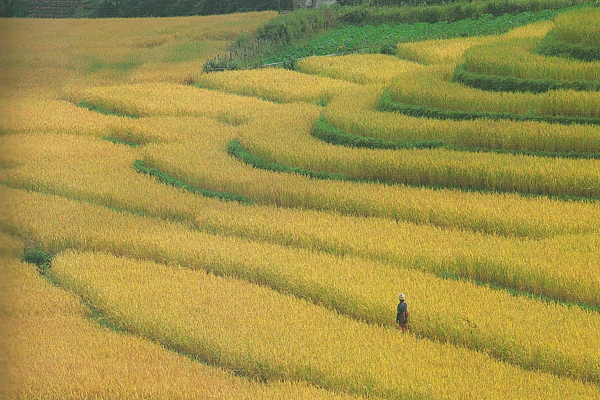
[51,250,600,399]
[462,37,600,81]
[551,6,600,47]
[395,21,552,66]
[325,84,600,155]
[2,187,600,384]
[2,132,600,310]
[297,54,423,84]
[194,67,356,104]
[387,66,600,118]
[0,253,362,400]
[396,36,494,66]
[0,12,275,102]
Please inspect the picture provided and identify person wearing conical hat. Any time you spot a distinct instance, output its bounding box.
[396,293,408,333]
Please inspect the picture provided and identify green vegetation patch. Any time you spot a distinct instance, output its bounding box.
[102,136,142,148]
[167,41,210,63]
[82,55,142,75]
[133,159,253,204]
[268,9,565,64]
[22,244,54,275]
[77,101,140,119]
[206,2,585,71]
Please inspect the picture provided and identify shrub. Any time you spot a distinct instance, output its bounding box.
[22,244,54,275]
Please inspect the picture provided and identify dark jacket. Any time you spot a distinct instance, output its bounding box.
[396,301,408,324]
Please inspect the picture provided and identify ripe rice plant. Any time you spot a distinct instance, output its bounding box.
[50,250,600,398]
[71,82,600,202]
[0,99,123,136]
[461,37,600,82]
[535,7,600,61]
[76,83,271,123]
[550,6,600,47]
[194,67,355,104]
[232,106,600,200]
[139,113,600,238]
[2,256,358,400]
[325,85,600,155]
[5,183,600,358]
[395,21,552,66]
[385,66,600,119]
[5,13,600,397]
[7,94,600,243]
[297,54,423,84]
[396,35,495,66]
[0,12,273,102]
[3,134,600,310]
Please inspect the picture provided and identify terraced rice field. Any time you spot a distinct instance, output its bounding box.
[1,7,600,399]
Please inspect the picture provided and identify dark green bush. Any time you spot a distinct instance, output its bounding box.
[203,57,241,73]
[256,8,333,44]
[379,42,398,55]
[23,245,54,275]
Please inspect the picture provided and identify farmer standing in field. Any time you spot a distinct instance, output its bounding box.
[396,293,408,333]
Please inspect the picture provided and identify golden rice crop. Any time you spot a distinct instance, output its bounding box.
[3,131,600,308]
[0,12,273,101]
[63,83,600,237]
[396,36,494,66]
[325,84,600,153]
[388,66,600,117]
[395,21,552,66]
[2,129,600,306]
[76,82,271,124]
[297,53,423,84]
[551,6,600,47]
[94,93,600,238]
[3,187,600,385]
[0,232,22,259]
[0,255,359,400]
[0,99,123,136]
[141,135,600,300]
[76,78,600,157]
[463,37,600,81]
[144,119,600,238]
[0,123,238,226]
[51,250,600,399]
[129,59,214,84]
[234,99,600,200]
[195,67,356,104]
[4,14,600,398]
